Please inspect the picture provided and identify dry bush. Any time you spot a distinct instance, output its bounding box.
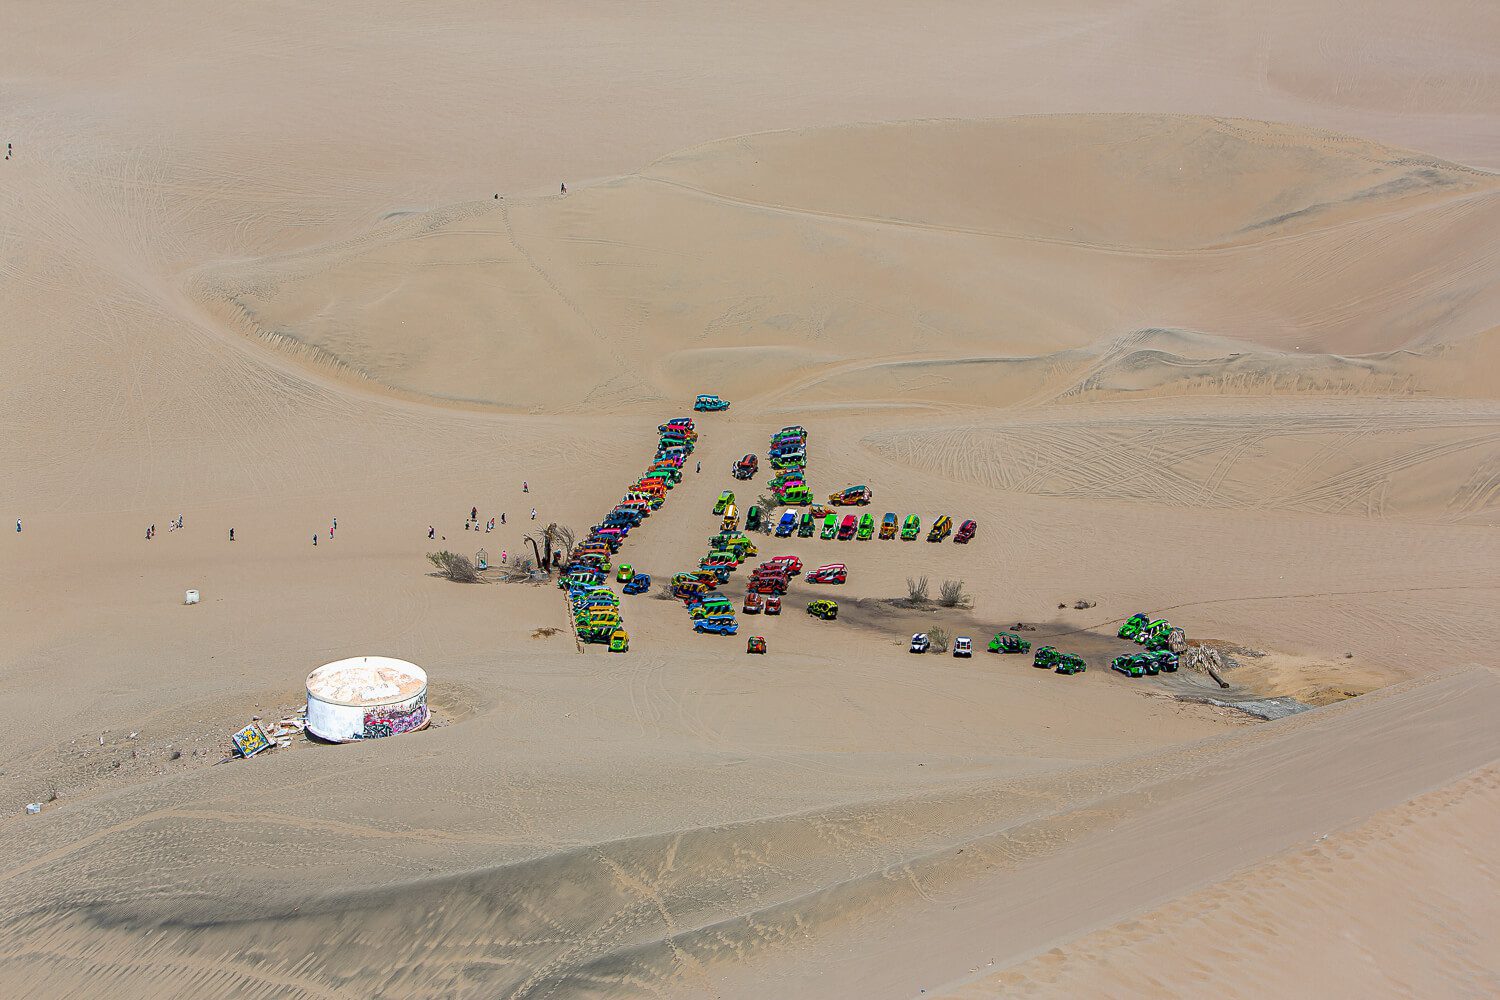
[937,579,970,608]
[497,554,539,582]
[906,575,930,604]
[1184,645,1230,689]
[928,627,950,653]
[427,550,479,583]
[753,496,777,534]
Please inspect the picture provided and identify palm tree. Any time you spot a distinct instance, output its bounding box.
[526,522,576,575]
[524,534,544,569]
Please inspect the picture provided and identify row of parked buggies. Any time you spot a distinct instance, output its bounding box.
[742,500,978,545]
[672,534,849,635]
[1111,613,1185,676]
[980,631,1177,675]
[907,614,1186,677]
[767,426,814,506]
[909,631,1089,673]
[671,491,777,635]
[559,417,701,650]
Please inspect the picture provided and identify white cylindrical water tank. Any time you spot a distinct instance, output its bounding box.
[185,589,200,605]
[305,656,430,743]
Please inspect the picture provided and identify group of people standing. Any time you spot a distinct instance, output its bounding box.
[145,514,184,540]
[457,481,536,538]
[464,505,507,533]
[137,513,333,544]
[15,480,544,553]
[313,515,337,546]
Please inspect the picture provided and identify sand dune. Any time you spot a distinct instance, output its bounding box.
[5,1,1500,997]
[195,116,1500,411]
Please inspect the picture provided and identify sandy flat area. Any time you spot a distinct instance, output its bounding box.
[3,2,1498,997]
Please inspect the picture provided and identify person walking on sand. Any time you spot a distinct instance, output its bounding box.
[560,182,566,194]
[428,525,436,539]
[522,481,528,493]
[313,533,318,546]
[501,512,506,525]
[332,516,337,532]
[530,507,536,520]
[229,527,235,542]
[696,461,701,474]
[15,518,20,533]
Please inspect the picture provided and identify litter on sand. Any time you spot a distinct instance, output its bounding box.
[231,721,273,758]
[228,707,307,760]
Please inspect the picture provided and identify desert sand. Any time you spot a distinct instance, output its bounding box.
[3,2,1499,997]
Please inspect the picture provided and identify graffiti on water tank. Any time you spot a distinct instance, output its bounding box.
[360,692,429,739]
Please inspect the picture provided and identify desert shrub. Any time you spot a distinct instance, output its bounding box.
[928,627,950,653]
[906,575,930,604]
[498,555,538,582]
[427,550,479,583]
[937,579,970,608]
[755,500,777,534]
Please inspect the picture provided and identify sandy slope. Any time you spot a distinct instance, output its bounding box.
[4,1,1500,997]
[941,763,1500,999]
[5,669,1495,998]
